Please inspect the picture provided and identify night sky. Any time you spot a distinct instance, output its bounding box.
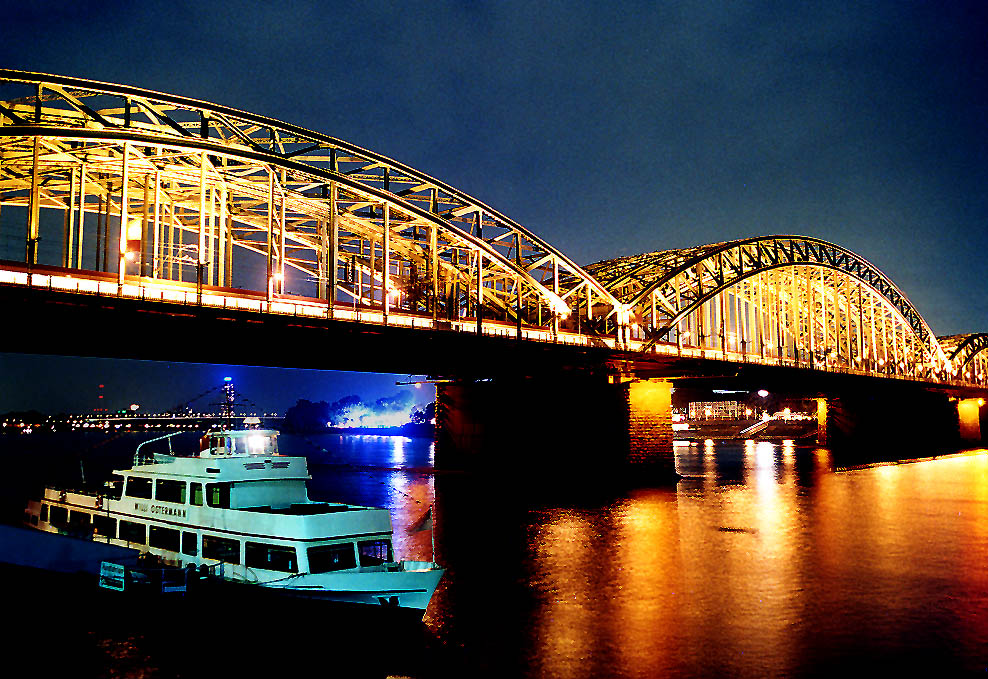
[1,1,986,413]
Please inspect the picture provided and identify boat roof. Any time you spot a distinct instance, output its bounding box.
[208,429,279,438]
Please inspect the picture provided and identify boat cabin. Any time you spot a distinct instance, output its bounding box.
[199,429,279,458]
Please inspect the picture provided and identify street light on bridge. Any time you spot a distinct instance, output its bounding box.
[122,218,142,264]
[268,272,284,300]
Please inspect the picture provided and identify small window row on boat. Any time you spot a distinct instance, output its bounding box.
[35,503,391,574]
[124,477,230,508]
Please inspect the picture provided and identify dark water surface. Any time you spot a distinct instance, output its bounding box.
[2,433,987,677]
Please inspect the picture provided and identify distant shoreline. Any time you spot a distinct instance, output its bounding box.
[312,423,435,439]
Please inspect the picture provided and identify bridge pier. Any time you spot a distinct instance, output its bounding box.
[435,375,676,482]
[957,398,984,443]
[816,388,982,452]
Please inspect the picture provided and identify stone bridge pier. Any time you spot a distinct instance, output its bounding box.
[435,374,676,482]
[816,387,986,451]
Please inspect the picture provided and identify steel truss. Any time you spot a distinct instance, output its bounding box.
[0,70,619,335]
[587,236,953,378]
[939,334,988,385]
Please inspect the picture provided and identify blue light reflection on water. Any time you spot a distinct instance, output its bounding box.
[279,433,439,564]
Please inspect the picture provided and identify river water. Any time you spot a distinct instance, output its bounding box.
[3,433,987,677]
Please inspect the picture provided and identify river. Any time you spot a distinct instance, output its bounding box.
[2,432,986,677]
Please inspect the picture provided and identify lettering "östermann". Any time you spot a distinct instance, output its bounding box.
[133,502,187,519]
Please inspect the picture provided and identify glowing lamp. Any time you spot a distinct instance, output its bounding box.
[124,218,142,255]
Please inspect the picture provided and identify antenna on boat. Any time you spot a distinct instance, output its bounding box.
[133,431,184,465]
[222,377,235,429]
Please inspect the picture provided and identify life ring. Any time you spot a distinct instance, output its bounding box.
[58,490,66,502]
[95,495,104,509]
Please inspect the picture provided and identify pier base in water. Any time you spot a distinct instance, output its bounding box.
[435,375,676,482]
[816,387,982,451]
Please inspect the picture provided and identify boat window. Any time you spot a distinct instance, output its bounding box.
[149,525,181,552]
[93,515,116,538]
[48,505,68,528]
[307,544,357,573]
[26,511,38,526]
[206,483,230,509]
[40,504,48,522]
[155,479,186,504]
[182,532,198,556]
[119,520,147,545]
[190,483,203,506]
[232,433,278,456]
[358,540,393,566]
[125,477,153,499]
[203,535,240,564]
[105,479,123,501]
[69,511,91,532]
[246,542,298,573]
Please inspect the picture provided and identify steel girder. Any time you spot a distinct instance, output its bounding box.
[939,334,988,382]
[586,235,950,370]
[0,70,620,329]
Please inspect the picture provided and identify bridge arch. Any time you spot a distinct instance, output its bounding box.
[0,70,619,333]
[939,334,988,384]
[586,236,950,377]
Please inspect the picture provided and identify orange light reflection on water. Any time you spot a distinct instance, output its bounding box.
[513,445,988,675]
[529,511,595,678]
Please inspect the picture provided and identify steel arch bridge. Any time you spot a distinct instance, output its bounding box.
[939,334,988,384]
[0,71,983,389]
[0,69,617,337]
[585,236,963,381]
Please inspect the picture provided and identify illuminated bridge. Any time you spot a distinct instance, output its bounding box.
[1,70,985,477]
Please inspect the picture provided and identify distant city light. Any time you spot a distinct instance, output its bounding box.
[224,376,233,382]
[129,404,139,411]
[758,389,769,397]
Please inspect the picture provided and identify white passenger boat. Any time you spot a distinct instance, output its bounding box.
[22,428,444,614]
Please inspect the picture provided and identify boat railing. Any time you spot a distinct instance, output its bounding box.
[133,431,184,465]
[99,560,196,595]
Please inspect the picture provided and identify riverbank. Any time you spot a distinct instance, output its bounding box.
[676,418,817,442]
[320,422,435,438]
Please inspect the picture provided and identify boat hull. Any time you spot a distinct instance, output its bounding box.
[0,523,139,575]
[255,565,446,611]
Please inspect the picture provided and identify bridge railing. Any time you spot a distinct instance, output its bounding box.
[0,264,613,349]
[3,262,982,389]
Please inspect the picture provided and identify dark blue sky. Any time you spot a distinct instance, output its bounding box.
[1,1,986,411]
